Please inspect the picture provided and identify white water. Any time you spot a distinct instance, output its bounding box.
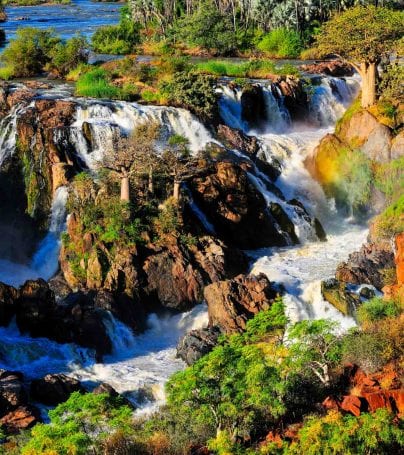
[217,76,364,329]
[70,101,215,168]
[0,186,68,287]
[0,305,208,412]
[0,74,366,410]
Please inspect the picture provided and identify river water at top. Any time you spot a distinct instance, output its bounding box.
[2,0,122,44]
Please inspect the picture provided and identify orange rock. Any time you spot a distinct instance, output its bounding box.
[322,396,339,411]
[395,233,404,285]
[340,395,362,416]
[387,390,404,414]
[362,392,390,412]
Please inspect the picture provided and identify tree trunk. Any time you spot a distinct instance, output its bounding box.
[173,180,181,201]
[359,61,377,108]
[148,166,154,195]
[120,175,130,202]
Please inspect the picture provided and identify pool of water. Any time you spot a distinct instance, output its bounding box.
[2,0,122,44]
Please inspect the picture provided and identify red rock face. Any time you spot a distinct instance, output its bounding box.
[323,365,403,417]
[0,406,39,433]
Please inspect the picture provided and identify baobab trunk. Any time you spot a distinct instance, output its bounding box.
[173,180,181,201]
[359,61,377,108]
[120,175,130,202]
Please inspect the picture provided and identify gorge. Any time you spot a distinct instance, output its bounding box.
[0,73,369,409]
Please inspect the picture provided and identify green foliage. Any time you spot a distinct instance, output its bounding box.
[315,6,404,63]
[195,59,299,78]
[379,62,404,104]
[373,194,404,239]
[153,198,181,236]
[92,5,141,54]
[257,28,302,58]
[21,392,134,455]
[0,66,15,81]
[160,71,217,121]
[285,409,403,455]
[374,157,404,201]
[173,2,242,55]
[47,35,89,77]
[1,27,60,77]
[75,67,120,98]
[357,297,400,325]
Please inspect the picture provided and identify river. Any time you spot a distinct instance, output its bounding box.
[0,74,366,410]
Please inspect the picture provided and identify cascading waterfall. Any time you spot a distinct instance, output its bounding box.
[70,101,216,168]
[0,73,366,412]
[0,186,68,287]
[0,104,30,166]
[216,75,364,328]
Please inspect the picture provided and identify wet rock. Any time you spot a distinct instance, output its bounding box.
[277,76,309,121]
[336,243,395,291]
[321,278,361,317]
[93,383,120,397]
[204,274,278,333]
[217,124,260,157]
[0,282,18,326]
[300,60,354,77]
[188,160,290,249]
[7,88,35,109]
[0,405,40,434]
[288,198,327,241]
[241,84,267,131]
[359,287,376,300]
[177,326,222,365]
[30,374,84,406]
[0,370,27,414]
[48,273,72,301]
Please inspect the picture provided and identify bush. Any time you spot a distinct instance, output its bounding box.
[257,28,302,58]
[373,194,404,239]
[0,66,15,80]
[92,5,140,54]
[1,27,60,77]
[357,297,400,325]
[285,409,403,455]
[47,35,89,77]
[21,392,134,455]
[160,71,217,121]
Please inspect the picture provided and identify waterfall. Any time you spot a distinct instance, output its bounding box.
[261,85,291,133]
[0,186,68,287]
[0,104,29,166]
[70,100,216,168]
[217,85,247,131]
[309,77,359,126]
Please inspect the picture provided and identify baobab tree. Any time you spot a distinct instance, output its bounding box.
[100,121,161,203]
[315,5,404,108]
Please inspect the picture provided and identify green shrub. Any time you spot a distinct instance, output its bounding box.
[91,5,140,55]
[257,28,302,58]
[1,27,60,77]
[21,392,134,455]
[160,72,217,121]
[357,297,400,325]
[47,35,89,77]
[373,194,404,239]
[374,156,404,202]
[0,66,15,80]
[285,409,403,455]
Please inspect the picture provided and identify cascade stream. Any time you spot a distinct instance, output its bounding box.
[0,74,366,408]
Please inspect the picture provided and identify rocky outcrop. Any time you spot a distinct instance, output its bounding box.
[300,60,354,77]
[321,279,361,317]
[335,243,394,291]
[217,124,260,157]
[0,279,123,359]
[0,370,41,434]
[188,160,292,249]
[30,374,84,406]
[204,274,278,333]
[337,109,393,163]
[383,233,404,302]
[323,364,404,417]
[177,326,222,365]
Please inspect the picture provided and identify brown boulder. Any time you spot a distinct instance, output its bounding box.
[0,370,27,414]
[217,124,260,157]
[0,406,40,434]
[30,374,84,406]
[0,282,18,326]
[204,274,277,333]
[189,160,289,249]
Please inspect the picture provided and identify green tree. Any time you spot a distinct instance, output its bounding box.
[287,319,342,386]
[315,6,404,107]
[21,392,134,455]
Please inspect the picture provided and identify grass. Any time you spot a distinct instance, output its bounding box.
[373,194,404,240]
[194,59,299,78]
[335,97,362,135]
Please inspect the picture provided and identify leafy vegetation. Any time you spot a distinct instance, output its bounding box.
[257,28,302,58]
